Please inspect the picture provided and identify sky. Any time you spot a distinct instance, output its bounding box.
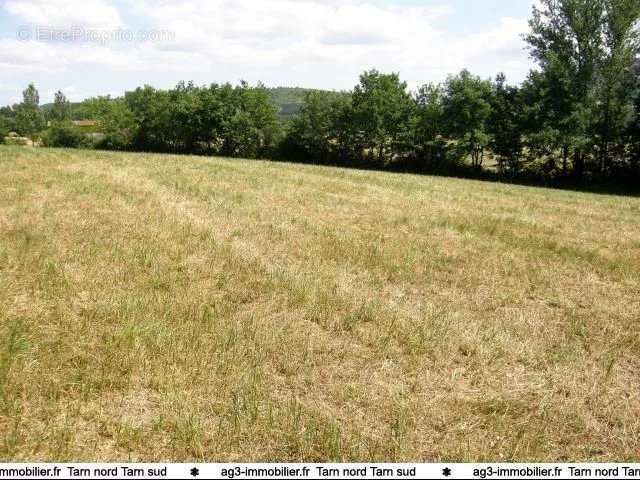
[0,0,539,105]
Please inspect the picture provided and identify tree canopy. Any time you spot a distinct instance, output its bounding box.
[14,84,45,141]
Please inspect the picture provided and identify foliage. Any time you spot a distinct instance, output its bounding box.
[0,106,15,118]
[489,73,525,174]
[14,84,45,141]
[123,81,281,158]
[3,136,28,146]
[440,70,494,168]
[41,123,85,148]
[281,90,351,164]
[350,70,415,165]
[125,85,172,151]
[218,82,282,158]
[47,91,71,123]
[413,83,452,170]
[95,99,137,150]
[0,115,15,141]
[524,0,640,179]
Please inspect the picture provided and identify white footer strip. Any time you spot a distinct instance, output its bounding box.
[0,463,637,479]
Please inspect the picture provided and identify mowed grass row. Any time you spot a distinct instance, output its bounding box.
[0,145,639,461]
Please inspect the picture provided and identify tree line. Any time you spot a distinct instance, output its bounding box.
[1,0,639,187]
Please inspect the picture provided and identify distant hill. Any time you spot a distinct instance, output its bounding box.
[266,87,352,121]
[266,87,321,120]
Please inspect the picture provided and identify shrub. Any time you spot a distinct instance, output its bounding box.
[3,136,29,146]
[41,123,84,148]
[0,116,15,142]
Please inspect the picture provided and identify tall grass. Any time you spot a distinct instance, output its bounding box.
[0,145,639,461]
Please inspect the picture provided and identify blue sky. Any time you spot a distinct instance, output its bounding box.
[0,0,537,105]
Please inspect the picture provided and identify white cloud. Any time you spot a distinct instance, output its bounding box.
[123,0,530,85]
[447,17,532,81]
[5,0,123,28]
[45,85,82,102]
[0,39,127,72]
[0,39,67,72]
[0,0,536,103]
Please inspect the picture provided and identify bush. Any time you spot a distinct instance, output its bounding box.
[3,136,29,146]
[95,100,136,150]
[41,123,84,148]
[0,116,15,141]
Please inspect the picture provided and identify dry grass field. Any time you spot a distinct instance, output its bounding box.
[1,145,639,462]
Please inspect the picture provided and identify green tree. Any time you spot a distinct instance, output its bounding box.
[625,62,640,173]
[351,70,415,165]
[91,98,136,150]
[219,82,280,158]
[525,0,617,178]
[593,0,640,174]
[441,70,494,168]
[41,124,83,148]
[22,83,40,106]
[414,83,451,170]
[15,83,45,141]
[520,67,576,177]
[0,106,15,140]
[168,81,209,153]
[283,91,349,164]
[48,91,71,123]
[0,116,15,141]
[0,106,15,118]
[41,90,81,148]
[125,85,173,151]
[489,74,525,174]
